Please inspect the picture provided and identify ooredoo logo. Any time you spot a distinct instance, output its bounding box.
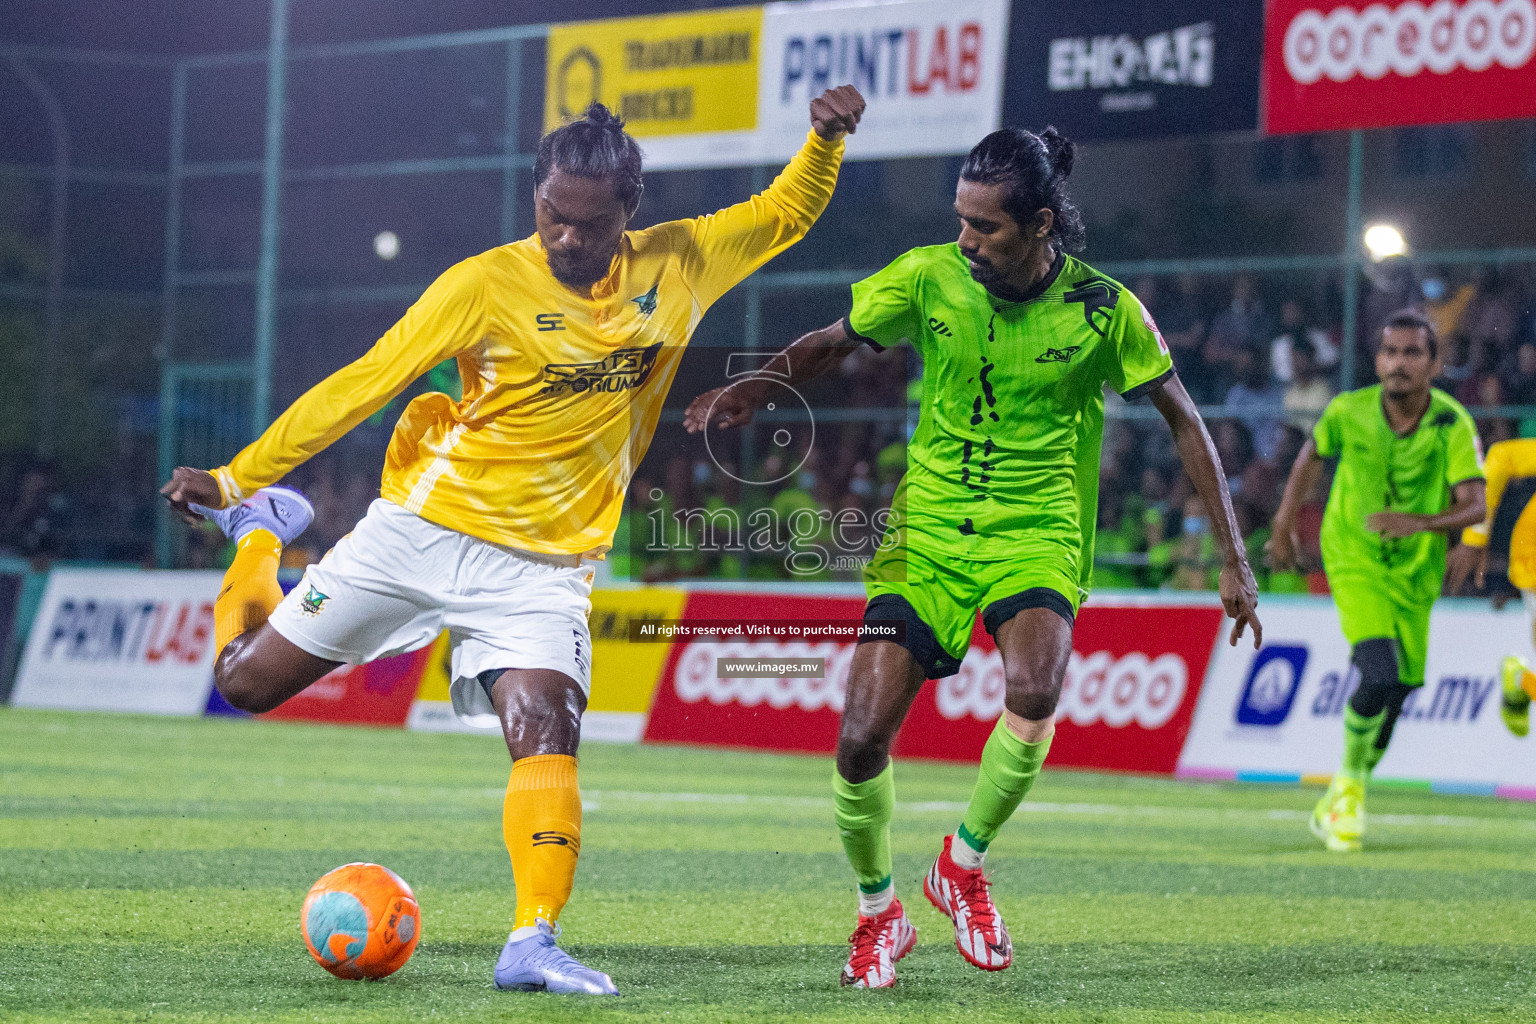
[936,649,1189,729]
[673,640,854,711]
[1283,0,1536,84]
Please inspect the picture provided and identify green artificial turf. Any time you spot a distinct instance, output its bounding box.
[2,706,1535,1022]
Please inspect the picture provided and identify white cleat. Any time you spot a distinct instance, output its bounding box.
[190,486,313,546]
[494,920,618,995]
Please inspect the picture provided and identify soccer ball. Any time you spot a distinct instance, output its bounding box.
[300,862,421,980]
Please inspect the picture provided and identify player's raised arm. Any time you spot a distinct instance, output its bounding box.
[162,260,487,517]
[682,85,864,307]
[682,318,862,433]
[1148,373,1263,648]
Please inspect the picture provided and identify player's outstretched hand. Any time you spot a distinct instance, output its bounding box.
[160,466,223,525]
[810,84,865,141]
[1220,559,1263,649]
[1444,542,1488,595]
[1264,527,1302,572]
[683,381,760,435]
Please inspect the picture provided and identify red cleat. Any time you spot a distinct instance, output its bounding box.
[840,898,917,988]
[923,834,1012,970]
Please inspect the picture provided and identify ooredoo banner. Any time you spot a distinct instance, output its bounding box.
[1264,0,1536,133]
[643,590,1225,772]
[755,0,1010,162]
[12,568,221,715]
[1179,599,1536,796]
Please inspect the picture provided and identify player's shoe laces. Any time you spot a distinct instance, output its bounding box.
[840,898,917,989]
[190,486,313,547]
[1310,776,1364,853]
[494,919,617,995]
[1500,655,1531,738]
[923,834,1012,971]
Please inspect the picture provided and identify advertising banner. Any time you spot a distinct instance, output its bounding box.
[12,568,221,715]
[643,590,1225,773]
[1179,599,1536,795]
[1006,0,1262,141]
[755,0,1010,161]
[1264,0,1536,133]
[545,7,764,169]
[260,646,433,728]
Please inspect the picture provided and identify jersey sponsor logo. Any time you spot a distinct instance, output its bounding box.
[1035,345,1082,364]
[927,316,953,337]
[631,285,659,316]
[532,830,577,847]
[1235,645,1309,726]
[300,585,329,616]
[936,649,1190,729]
[1282,0,1536,86]
[540,342,663,397]
[1063,276,1120,337]
[535,312,566,332]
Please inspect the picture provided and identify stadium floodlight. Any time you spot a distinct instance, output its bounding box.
[373,230,401,260]
[1363,223,1406,262]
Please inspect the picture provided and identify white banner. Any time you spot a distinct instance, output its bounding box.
[755,0,1010,162]
[11,569,221,716]
[1179,598,1536,794]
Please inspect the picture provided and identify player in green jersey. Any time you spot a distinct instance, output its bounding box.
[1271,310,1485,853]
[684,126,1262,988]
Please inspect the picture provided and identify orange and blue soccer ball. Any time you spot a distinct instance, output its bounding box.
[300,862,420,980]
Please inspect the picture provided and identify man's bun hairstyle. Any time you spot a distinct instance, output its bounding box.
[535,102,644,212]
[960,125,1087,252]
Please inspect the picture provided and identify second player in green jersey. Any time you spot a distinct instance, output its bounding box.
[1272,311,1485,853]
[687,126,1262,988]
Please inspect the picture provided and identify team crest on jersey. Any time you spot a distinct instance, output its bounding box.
[540,342,663,397]
[1063,276,1119,337]
[300,585,329,616]
[1140,302,1169,354]
[1036,346,1082,364]
[631,285,658,316]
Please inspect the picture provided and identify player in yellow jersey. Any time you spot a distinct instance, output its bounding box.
[160,87,866,994]
[1448,438,1536,737]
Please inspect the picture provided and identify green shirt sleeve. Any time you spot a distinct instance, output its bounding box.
[1445,405,1485,486]
[848,250,922,352]
[1104,286,1175,398]
[1312,395,1343,458]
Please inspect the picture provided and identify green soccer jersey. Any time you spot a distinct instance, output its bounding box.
[1314,385,1483,596]
[848,244,1174,592]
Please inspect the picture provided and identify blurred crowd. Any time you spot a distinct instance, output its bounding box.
[3,263,1534,592]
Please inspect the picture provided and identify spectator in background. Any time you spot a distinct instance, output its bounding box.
[1360,256,1416,359]
[1420,268,1476,344]
[1224,348,1285,462]
[1284,337,1335,431]
[1270,298,1337,383]
[0,459,66,560]
[1153,273,1213,401]
[1204,274,1272,399]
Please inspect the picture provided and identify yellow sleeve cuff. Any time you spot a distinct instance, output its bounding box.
[1461,524,1489,548]
[211,466,245,509]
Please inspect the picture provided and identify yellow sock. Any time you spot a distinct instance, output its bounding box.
[1523,670,1536,702]
[504,754,582,929]
[215,529,283,656]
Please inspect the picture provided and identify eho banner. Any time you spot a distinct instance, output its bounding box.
[544,6,764,169]
[1265,0,1536,133]
[755,0,1011,162]
[12,568,221,716]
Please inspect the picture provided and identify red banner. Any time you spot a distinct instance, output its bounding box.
[642,591,1226,774]
[261,646,433,728]
[1264,0,1536,133]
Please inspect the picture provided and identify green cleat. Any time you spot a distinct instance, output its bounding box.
[1310,776,1364,853]
[1500,656,1530,738]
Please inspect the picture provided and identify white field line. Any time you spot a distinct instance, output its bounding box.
[567,789,1536,831]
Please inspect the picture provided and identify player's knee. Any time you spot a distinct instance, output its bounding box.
[213,643,290,714]
[1347,639,1402,717]
[836,729,891,784]
[1004,665,1061,721]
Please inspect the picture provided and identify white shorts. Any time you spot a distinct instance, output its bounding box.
[268,499,594,727]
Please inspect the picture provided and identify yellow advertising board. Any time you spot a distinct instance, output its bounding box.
[544,7,761,139]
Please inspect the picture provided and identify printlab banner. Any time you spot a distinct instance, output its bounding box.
[1180,600,1536,793]
[755,0,1010,162]
[1005,0,1262,140]
[12,568,222,716]
[544,0,1010,169]
[1265,0,1536,133]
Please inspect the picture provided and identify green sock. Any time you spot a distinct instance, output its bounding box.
[833,762,895,894]
[959,719,1053,850]
[1341,706,1385,782]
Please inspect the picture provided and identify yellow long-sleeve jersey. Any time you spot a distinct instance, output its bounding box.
[211,131,845,557]
[1462,438,1536,589]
